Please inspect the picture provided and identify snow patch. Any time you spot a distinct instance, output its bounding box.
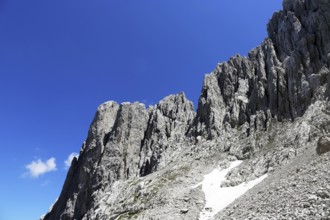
[196,160,268,220]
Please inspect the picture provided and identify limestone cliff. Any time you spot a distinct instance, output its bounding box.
[43,0,330,219]
[196,0,330,139]
[43,93,195,220]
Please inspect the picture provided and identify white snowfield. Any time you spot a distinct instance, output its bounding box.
[195,160,268,220]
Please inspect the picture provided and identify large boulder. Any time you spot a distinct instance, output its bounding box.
[316,135,330,155]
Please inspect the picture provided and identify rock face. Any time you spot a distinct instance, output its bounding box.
[139,93,195,176]
[43,93,195,220]
[43,0,330,219]
[195,0,330,141]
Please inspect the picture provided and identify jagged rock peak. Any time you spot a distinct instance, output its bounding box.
[139,92,195,176]
[156,92,195,121]
[194,0,330,140]
[43,92,196,219]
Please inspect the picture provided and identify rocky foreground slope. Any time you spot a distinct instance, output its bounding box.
[43,0,330,219]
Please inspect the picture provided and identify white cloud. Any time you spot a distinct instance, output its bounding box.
[25,158,57,178]
[64,152,79,169]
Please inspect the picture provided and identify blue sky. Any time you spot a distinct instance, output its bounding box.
[0,1,282,219]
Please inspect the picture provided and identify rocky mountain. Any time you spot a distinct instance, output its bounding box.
[42,0,330,219]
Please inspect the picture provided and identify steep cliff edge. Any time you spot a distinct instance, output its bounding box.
[195,0,330,140]
[43,0,330,219]
[193,0,330,159]
[43,93,196,220]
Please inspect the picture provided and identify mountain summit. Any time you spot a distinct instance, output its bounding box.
[43,0,330,219]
